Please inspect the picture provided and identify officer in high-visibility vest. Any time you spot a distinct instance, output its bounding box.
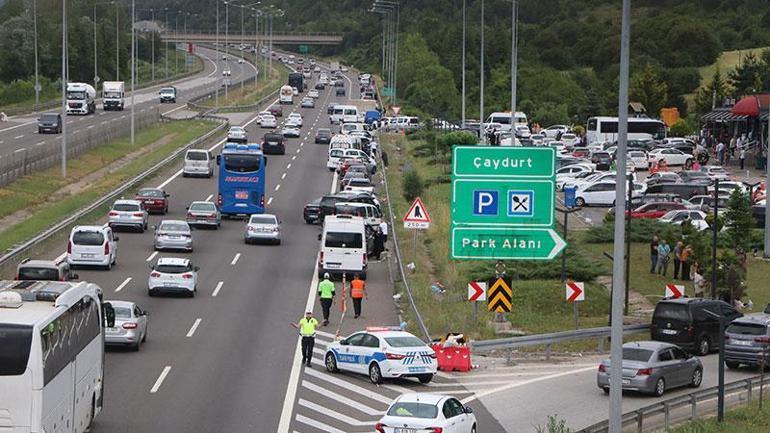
[350,274,367,319]
[318,273,336,326]
[292,310,319,367]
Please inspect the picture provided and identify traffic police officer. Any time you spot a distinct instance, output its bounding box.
[318,273,336,326]
[294,310,319,367]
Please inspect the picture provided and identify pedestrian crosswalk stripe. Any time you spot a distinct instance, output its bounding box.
[301,380,384,416]
[302,366,393,404]
[298,399,376,427]
[295,414,347,433]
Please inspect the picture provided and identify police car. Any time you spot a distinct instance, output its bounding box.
[325,327,437,384]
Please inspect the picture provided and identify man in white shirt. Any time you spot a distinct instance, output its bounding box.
[379,221,388,243]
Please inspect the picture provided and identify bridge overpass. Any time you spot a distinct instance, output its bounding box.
[160,31,343,46]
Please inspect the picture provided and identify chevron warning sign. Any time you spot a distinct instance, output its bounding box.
[487,277,512,313]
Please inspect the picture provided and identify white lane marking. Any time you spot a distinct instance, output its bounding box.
[286,163,291,169]
[300,142,304,147]
[35,141,44,146]
[150,366,172,393]
[55,252,67,262]
[298,399,375,427]
[87,125,95,129]
[212,281,224,297]
[186,318,202,337]
[73,130,79,134]
[292,155,297,161]
[301,381,384,416]
[295,148,301,153]
[267,197,273,205]
[14,134,25,139]
[281,173,287,180]
[295,415,346,433]
[275,184,281,191]
[115,277,132,292]
[230,253,241,265]
[101,120,108,125]
[120,115,126,119]
[146,251,158,262]
[302,367,392,404]
[161,104,187,116]
[0,121,35,133]
[314,329,337,339]
[205,194,213,202]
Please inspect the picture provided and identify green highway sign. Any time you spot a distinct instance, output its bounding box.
[382,87,395,97]
[451,227,567,260]
[299,44,309,54]
[451,178,554,227]
[452,146,555,179]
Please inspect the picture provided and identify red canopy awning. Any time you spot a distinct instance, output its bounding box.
[732,95,761,116]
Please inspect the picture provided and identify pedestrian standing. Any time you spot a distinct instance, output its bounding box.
[370,141,379,159]
[681,244,693,281]
[691,262,706,297]
[292,311,319,367]
[317,273,336,326]
[379,220,388,243]
[740,146,746,170]
[650,235,659,274]
[656,239,671,276]
[673,241,684,280]
[729,135,737,157]
[350,274,367,319]
[372,227,385,260]
[716,140,726,165]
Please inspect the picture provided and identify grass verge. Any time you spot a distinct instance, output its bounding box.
[0,119,216,253]
[670,402,770,433]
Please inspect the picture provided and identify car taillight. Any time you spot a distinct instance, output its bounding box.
[67,240,72,254]
[109,211,118,216]
[217,194,223,206]
[150,272,161,277]
[637,368,653,376]
[363,253,368,265]
[598,364,606,372]
[428,428,443,433]
[687,326,695,336]
[133,212,144,217]
[319,251,324,265]
[374,423,386,433]
[260,196,265,207]
[385,353,405,360]
[122,322,138,329]
[104,242,110,255]
[182,273,193,279]
[755,336,770,344]
[208,213,217,218]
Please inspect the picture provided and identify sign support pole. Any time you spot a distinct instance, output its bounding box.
[573,302,579,329]
[413,229,418,262]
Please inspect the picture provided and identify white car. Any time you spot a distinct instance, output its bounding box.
[561,133,580,148]
[548,140,566,154]
[222,69,231,76]
[628,150,648,170]
[292,86,299,96]
[700,165,730,181]
[543,124,569,138]
[281,123,301,138]
[376,393,477,433]
[287,112,303,127]
[514,125,532,139]
[148,257,199,297]
[227,126,248,142]
[244,213,281,244]
[308,89,320,99]
[556,165,594,190]
[325,327,437,384]
[647,148,693,168]
[108,199,148,232]
[260,114,277,128]
[707,180,748,196]
[574,181,645,207]
[340,65,348,72]
[659,210,709,231]
[237,58,244,64]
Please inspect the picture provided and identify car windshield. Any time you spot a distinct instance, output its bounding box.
[224,154,261,173]
[40,114,58,122]
[159,223,189,232]
[113,306,132,318]
[186,151,207,161]
[0,324,33,376]
[727,323,767,336]
[17,267,59,281]
[72,231,104,245]
[155,264,189,274]
[386,402,438,419]
[250,215,276,224]
[113,203,140,212]
[325,232,363,248]
[189,203,215,212]
[622,348,654,362]
[385,336,425,348]
[654,303,690,321]
[138,189,164,197]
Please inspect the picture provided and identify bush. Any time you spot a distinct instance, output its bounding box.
[466,248,605,282]
[403,170,424,202]
[669,119,694,137]
[586,218,679,244]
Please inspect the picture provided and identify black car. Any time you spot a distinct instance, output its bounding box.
[645,183,708,200]
[261,133,285,155]
[335,79,345,87]
[38,113,62,134]
[315,82,325,90]
[303,198,321,224]
[327,104,337,115]
[590,151,612,171]
[677,171,713,185]
[651,298,743,356]
[315,128,332,144]
[336,87,346,96]
[319,192,380,220]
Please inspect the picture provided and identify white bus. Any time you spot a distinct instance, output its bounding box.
[0,280,114,433]
[586,116,666,144]
[484,111,528,132]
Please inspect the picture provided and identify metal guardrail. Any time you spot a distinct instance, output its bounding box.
[471,324,651,353]
[579,374,770,433]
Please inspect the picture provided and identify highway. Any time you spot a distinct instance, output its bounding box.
[0,45,255,156]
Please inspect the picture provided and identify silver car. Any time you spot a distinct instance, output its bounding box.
[148,257,199,297]
[108,199,148,232]
[724,314,770,369]
[227,126,247,142]
[186,201,221,228]
[105,300,148,351]
[244,213,281,245]
[597,341,703,396]
[153,220,193,251]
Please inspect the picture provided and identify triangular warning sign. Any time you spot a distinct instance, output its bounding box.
[403,197,431,223]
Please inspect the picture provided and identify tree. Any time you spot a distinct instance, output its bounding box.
[402,170,423,203]
[724,190,754,251]
[694,69,730,115]
[728,52,763,96]
[630,64,668,117]
[669,119,694,137]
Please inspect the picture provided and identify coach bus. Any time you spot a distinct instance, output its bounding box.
[586,116,666,144]
[217,143,267,217]
[0,280,114,433]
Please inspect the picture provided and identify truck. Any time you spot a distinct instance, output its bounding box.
[330,61,341,73]
[65,82,96,115]
[279,85,294,105]
[102,81,125,111]
[288,72,304,92]
[159,86,177,103]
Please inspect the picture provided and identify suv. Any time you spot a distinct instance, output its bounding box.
[724,314,770,369]
[651,298,743,356]
[262,132,285,155]
[16,258,77,281]
[159,87,177,103]
[38,113,62,134]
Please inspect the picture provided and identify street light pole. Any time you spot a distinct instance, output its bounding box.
[225,1,229,100]
[151,9,155,81]
[175,12,180,75]
[479,0,485,142]
[216,1,219,106]
[130,0,135,145]
[511,0,518,115]
[93,4,98,92]
[461,0,466,129]
[165,9,169,79]
[33,0,40,107]
[61,0,68,178]
[115,4,119,80]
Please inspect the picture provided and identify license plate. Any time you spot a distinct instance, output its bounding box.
[326,263,341,269]
[733,339,752,346]
[106,327,118,333]
[82,253,95,258]
[235,191,249,199]
[622,379,631,385]
[395,429,416,433]
[661,329,677,335]
[163,282,176,287]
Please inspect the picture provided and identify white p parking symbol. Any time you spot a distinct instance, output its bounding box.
[473,190,498,216]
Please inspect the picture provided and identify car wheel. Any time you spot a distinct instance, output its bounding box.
[182,172,188,178]
[575,197,586,207]
[696,336,711,356]
[726,361,741,369]
[142,328,147,342]
[653,378,666,397]
[418,374,433,384]
[602,387,610,394]
[164,206,168,214]
[105,260,112,271]
[148,289,155,297]
[690,368,703,388]
[132,341,140,352]
[368,363,383,384]
[471,424,477,433]
[325,352,338,373]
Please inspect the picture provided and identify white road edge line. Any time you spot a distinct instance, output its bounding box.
[230,253,241,265]
[212,281,224,297]
[186,318,202,337]
[150,366,172,393]
[115,277,132,292]
[205,194,213,202]
[146,251,158,262]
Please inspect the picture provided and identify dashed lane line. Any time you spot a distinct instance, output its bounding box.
[212,281,224,297]
[146,251,158,262]
[186,318,202,337]
[150,366,172,393]
[275,184,281,191]
[230,253,241,265]
[267,197,274,205]
[14,135,24,139]
[205,194,213,202]
[115,277,132,292]
[281,173,287,180]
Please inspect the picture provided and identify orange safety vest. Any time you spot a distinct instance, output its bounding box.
[351,279,365,298]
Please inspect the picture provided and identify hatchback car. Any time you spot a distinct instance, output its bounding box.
[336,87,346,97]
[651,298,743,355]
[287,113,303,127]
[153,220,193,252]
[303,198,321,224]
[148,257,199,297]
[186,201,221,228]
[260,114,277,128]
[105,300,148,351]
[281,123,301,138]
[244,213,281,244]
[315,128,332,144]
[376,393,476,433]
[724,313,770,369]
[268,105,283,117]
[596,341,703,396]
[135,188,169,214]
[262,132,286,155]
[227,126,248,143]
[325,328,437,384]
[108,199,148,232]
[301,97,315,108]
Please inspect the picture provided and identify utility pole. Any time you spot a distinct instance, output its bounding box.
[61,0,68,178]
[216,2,220,106]
[130,0,135,145]
[33,0,40,107]
[165,9,169,79]
[479,0,485,142]
[511,0,518,115]
[461,0,466,129]
[175,12,180,74]
[765,104,770,257]
[151,9,155,81]
[116,4,120,80]
[225,1,229,100]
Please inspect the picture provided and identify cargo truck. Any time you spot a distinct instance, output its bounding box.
[102,81,125,111]
[65,82,96,115]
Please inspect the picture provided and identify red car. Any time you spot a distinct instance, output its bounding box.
[337,158,367,177]
[628,202,686,219]
[572,148,591,158]
[135,188,169,214]
[269,105,283,117]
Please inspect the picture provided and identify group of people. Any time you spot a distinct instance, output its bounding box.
[650,235,708,297]
[704,131,751,168]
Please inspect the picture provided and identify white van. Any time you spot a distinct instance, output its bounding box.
[319,215,367,279]
[340,122,366,135]
[67,225,118,270]
[484,111,528,132]
[328,134,356,151]
[183,149,215,178]
[334,202,382,227]
[330,105,359,124]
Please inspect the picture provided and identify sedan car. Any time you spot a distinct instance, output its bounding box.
[268,105,283,117]
[315,128,332,144]
[648,148,694,168]
[303,198,321,224]
[335,87,346,97]
[153,220,193,252]
[148,257,199,297]
[282,122,301,138]
[222,69,231,76]
[260,114,277,128]
[677,170,713,185]
[314,82,325,91]
[376,393,477,433]
[646,172,682,186]
[135,188,169,214]
[244,213,281,244]
[308,89,320,99]
[628,150,648,170]
[262,132,286,155]
[629,202,688,219]
[287,112,303,127]
[227,126,248,143]
[597,341,703,396]
[301,97,315,108]
[186,201,221,228]
[108,199,148,232]
[105,300,148,351]
[700,165,730,181]
[543,124,569,138]
[659,209,709,231]
[325,328,437,384]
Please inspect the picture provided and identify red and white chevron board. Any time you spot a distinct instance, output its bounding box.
[566,281,584,302]
[468,281,487,302]
[665,284,684,299]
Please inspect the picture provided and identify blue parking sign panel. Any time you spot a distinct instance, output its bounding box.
[508,191,534,217]
[473,190,499,216]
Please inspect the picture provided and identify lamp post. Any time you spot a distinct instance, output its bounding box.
[164,8,169,79]
[93,2,114,93]
[115,3,120,80]
[61,0,68,178]
[375,1,399,104]
[130,0,135,145]
[480,0,485,142]
[33,0,40,107]
[225,1,229,100]
[461,0,466,128]
[151,9,155,81]
[175,11,180,75]
[511,0,519,115]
